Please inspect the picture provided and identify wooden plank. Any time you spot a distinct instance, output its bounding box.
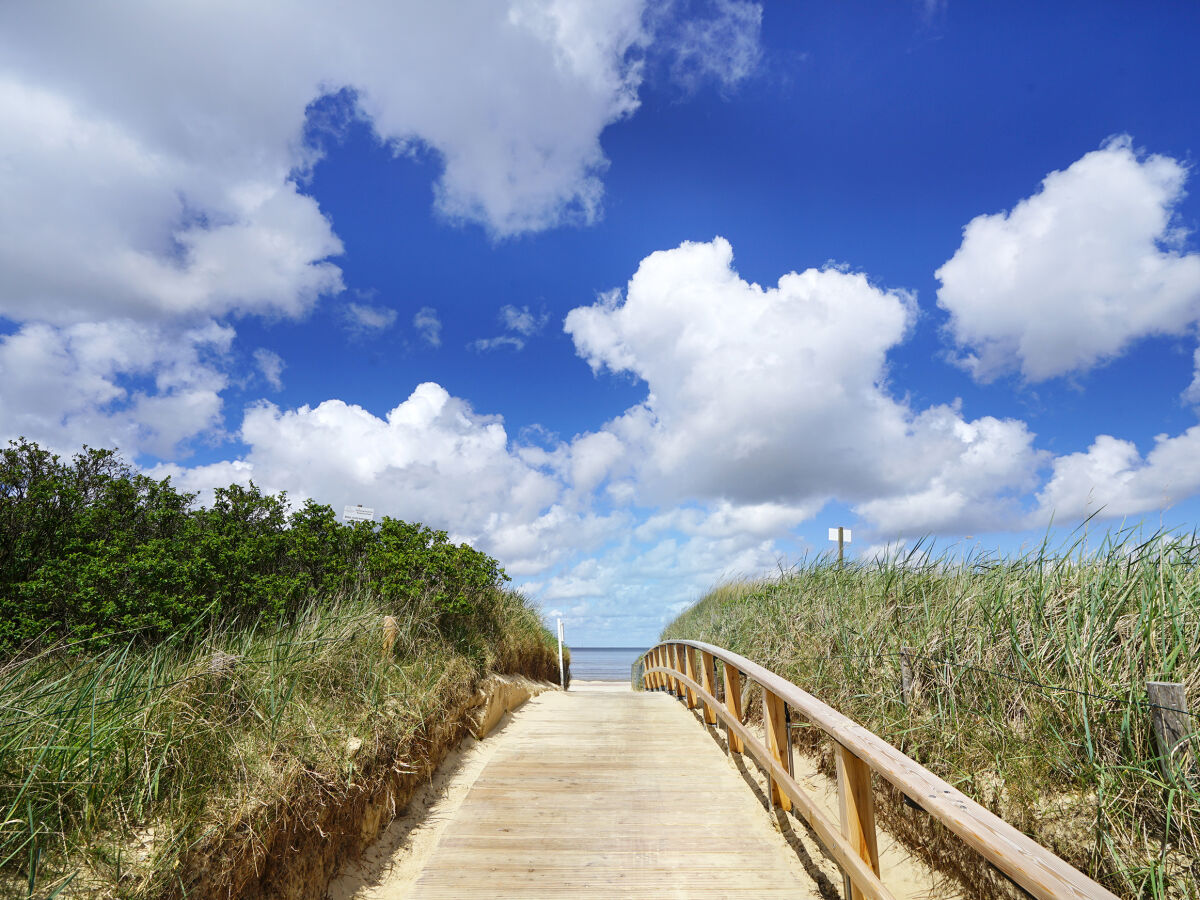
[666,640,1120,900]
[723,663,745,753]
[836,743,881,900]
[762,688,793,812]
[699,650,719,724]
[408,686,821,899]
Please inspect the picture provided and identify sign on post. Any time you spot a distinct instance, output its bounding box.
[828,526,852,564]
[343,505,375,524]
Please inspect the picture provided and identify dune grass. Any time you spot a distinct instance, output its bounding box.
[661,526,1200,898]
[0,587,558,899]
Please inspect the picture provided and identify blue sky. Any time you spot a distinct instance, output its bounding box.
[3,1,1200,644]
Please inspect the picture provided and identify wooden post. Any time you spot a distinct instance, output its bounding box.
[899,647,915,706]
[699,651,719,725]
[724,665,745,753]
[650,648,661,690]
[669,645,684,698]
[1147,681,1193,782]
[682,645,698,709]
[838,526,845,565]
[835,743,881,900]
[381,615,399,660]
[762,689,793,811]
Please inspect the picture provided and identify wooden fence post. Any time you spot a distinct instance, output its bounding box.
[724,665,745,753]
[762,689,793,812]
[835,743,881,900]
[900,646,916,706]
[381,615,399,661]
[1147,681,1193,783]
[699,651,719,725]
[682,646,698,709]
[651,648,662,690]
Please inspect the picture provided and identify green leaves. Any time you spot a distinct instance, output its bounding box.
[0,440,510,650]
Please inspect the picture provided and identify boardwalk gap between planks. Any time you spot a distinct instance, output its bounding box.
[407,683,822,899]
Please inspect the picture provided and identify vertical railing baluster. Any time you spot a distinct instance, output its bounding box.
[723,664,745,753]
[699,651,718,725]
[762,689,793,811]
[835,744,880,900]
[682,645,698,709]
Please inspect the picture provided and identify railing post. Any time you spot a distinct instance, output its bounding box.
[652,647,663,690]
[699,651,718,725]
[762,689,793,811]
[669,645,684,698]
[723,664,745,753]
[682,645,698,709]
[835,744,880,900]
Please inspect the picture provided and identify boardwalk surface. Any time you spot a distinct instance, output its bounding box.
[408,684,820,899]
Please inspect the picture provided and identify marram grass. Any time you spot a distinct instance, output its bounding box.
[0,588,557,898]
[662,527,1200,898]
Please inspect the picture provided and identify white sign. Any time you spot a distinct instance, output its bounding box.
[828,527,852,543]
[343,505,375,524]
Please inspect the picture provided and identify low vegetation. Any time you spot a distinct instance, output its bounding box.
[662,528,1199,898]
[0,439,560,898]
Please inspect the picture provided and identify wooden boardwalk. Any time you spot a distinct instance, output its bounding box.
[408,684,819,899]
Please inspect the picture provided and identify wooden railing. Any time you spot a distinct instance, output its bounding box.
[642,640,1118,900]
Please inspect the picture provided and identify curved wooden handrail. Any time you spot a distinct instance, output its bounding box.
[643,639,1118,900]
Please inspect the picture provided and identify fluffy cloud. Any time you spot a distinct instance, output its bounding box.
[565,237,1040,535]
[150,382,620,574]
[0,320,231,458]
[1031,428,1200,523]
[937,136,1200,382]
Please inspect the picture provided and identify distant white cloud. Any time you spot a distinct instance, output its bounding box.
[253,348,285,391]
[937,136,1200,382]
[344,302,399,335]
[500,304,550,336]
[1031,428,1200,523]
[471,303,550,351]
[657,0,764,94]
[413,307,443,347]
[564,237,1039,535]
[1184,346,1200,407]
[471,335,528,352]
[0,320,231,459]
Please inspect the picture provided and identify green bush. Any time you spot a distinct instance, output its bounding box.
[0,438,510,650]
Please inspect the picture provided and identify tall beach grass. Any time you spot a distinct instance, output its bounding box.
[0,588,558,898]
[662,526,1199,898]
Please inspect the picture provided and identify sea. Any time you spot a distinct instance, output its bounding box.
[568,646,646,681]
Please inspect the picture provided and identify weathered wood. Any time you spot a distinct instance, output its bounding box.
[699,651,719,725]
[669,644,683,697]
[408,687,820,899]
[836,743,881,900]
[682,644,698,709]
[762,688,793,812]
[661,640,1120,900]
[899,647,915,705]
[657,662,897,900]
[724,663,745,753]
[1147,681,1193,782]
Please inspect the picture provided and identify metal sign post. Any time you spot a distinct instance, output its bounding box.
[557,618,566,690]
[828,526,852,564]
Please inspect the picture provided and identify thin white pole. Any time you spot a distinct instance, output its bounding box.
[556,618,566,690]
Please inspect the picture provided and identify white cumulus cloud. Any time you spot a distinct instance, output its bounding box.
[937,136,1200,383]
[564,237,1040,535]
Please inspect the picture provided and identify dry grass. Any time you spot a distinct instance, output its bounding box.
[0,588,558,898]
[662,526,1200,898]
